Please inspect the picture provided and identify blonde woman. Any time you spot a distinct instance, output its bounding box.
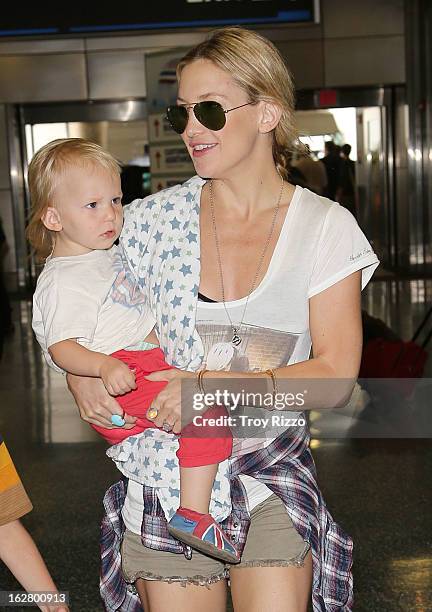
[68,27,379,611]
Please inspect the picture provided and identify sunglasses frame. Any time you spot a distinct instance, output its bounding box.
[166,101,252,134]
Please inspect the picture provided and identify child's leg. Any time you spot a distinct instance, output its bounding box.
[167,406,239,563]
[177,404,232,513]
[168,462,239,563]
[179,463,218,514]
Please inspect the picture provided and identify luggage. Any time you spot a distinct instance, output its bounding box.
[359,306,432,379]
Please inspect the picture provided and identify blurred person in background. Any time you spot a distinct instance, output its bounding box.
[336,144,357,218]
[293,145,327,195]
[322,140,341,200]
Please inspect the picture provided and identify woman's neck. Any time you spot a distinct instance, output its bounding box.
[208,167,286,220]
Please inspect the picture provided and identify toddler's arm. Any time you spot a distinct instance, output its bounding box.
[49,340,136,396]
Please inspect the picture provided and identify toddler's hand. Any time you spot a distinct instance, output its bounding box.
[99,356,137,396]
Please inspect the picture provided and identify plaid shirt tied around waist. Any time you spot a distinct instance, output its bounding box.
[100,426,353,612]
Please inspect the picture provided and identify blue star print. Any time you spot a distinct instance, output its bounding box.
[165,459,177,471]
[180,264,192,276]
[121,176,206,374]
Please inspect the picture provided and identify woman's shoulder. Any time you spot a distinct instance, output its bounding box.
[124,175,205,220]
[295,186,357,230]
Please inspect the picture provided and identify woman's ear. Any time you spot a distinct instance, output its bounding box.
[258,101,282,134]
[41,207,62,232]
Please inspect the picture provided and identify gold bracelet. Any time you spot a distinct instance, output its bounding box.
[197,369,208,394]
[265,368,278,407]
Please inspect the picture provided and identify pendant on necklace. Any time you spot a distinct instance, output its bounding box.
[231,329,242,347]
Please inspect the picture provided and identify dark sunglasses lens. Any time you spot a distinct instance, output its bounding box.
[195,101,226,131]
[166,106,188,134]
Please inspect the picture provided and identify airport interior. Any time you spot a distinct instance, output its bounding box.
[0,1,431,611]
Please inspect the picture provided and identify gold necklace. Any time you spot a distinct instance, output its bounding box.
[208,175,284,347]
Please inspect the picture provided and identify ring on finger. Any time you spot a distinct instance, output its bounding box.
[162,421,173,433]
[147,406,158,420]
[111,410,126,427]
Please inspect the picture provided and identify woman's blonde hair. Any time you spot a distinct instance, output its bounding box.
[176,27,300,178]
[26,138,120,261]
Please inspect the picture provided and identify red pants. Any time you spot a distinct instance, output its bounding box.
[91,348,232,468]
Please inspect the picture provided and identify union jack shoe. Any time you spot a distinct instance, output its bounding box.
[168,508,240,564]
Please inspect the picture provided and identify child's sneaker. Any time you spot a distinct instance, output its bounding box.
[168,507,240,564]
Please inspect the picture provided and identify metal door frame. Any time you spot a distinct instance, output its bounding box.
[9,99,147,290]
[296,85,402,270]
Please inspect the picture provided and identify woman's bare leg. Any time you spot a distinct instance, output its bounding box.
[135,577,227,612]
[230,550,312,612]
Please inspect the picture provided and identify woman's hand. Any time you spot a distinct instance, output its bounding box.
[144,369,196,434]
[66,374,137,429]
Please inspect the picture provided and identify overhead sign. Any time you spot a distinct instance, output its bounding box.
[148,113,183,144]
[151,176,192,194]
[146,49,195,193]
[150,144,194,174]
[0,1,319,37]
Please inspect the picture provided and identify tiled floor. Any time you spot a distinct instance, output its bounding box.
[0,279,431,611]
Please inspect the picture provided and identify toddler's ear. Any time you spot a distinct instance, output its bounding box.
[41,207,62,232]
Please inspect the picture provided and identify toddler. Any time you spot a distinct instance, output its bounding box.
[28,138,237,564]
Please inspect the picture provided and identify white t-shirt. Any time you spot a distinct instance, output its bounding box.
[32,248,155,373]
[195,185,379,509]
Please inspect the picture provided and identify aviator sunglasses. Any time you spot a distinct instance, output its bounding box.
[166,101,252,134]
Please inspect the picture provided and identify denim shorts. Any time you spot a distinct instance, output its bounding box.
[121,493,310,586]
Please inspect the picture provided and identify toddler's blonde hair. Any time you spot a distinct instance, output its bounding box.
[26,138,120,260]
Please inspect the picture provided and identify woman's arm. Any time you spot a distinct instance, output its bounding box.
[145,271,362,430]
[49,340,136,396]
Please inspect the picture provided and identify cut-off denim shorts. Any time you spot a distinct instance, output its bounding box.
[121,493,310,587]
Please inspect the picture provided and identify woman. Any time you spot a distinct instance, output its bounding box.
[68,27,378,611]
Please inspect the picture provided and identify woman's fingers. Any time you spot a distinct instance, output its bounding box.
[144,368,178,382]
[122,413,138,429]
[172,418,182,434]
[147,397,180,430]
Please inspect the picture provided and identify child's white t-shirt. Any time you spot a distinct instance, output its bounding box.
[32,247,155,373]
